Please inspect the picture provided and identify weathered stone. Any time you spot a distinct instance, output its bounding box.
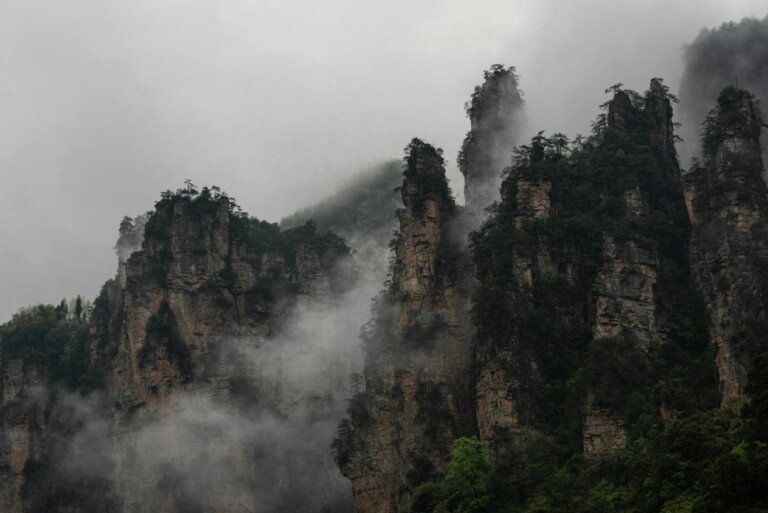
[91,196,358,513]
[593,236,660,351]
[686,88,768,405]
[0,357,46,513]
[342,141,474,513]
[582,407,627,455]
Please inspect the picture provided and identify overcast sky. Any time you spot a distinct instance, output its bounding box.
[0,0,765,321]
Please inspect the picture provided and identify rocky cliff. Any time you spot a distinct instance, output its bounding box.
[96,192,362,513]
[2,188,362,513]
[685,86,768,405]
[334,77,721,513]
[459,64,525,226]
[471,79,706,457]
[0,349,46,513]
[338,139,475,513]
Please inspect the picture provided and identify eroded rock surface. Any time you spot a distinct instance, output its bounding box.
[686,87,768,404]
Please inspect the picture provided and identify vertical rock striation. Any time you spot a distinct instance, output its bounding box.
[685,86,768,405]
[88,192,359,513]
[0,350,46,513]
[339,139,475,513]
[472,79,702,457]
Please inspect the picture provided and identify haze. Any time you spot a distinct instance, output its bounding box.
[1,0,765,322]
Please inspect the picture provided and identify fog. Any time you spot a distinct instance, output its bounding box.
[1,0,767,321]
[18,262,378,511]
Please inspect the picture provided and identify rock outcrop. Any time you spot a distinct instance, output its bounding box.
[339,139,475,513]
[685,87,768,405]
[0,191,361,513]
[0,351,46,513]
[97,194,360,513]
[471,79,700,458]
[459,64,525,226]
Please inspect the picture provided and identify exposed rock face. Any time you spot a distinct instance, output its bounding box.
[474,165,557,439]
[582,406,627,454]
[340,140,474,513]
[593,236,660,350]
[685,87,768,405]
[459,65,525,225]
[580,83,688,455]
[88,194,359,513]
[583,235,660,455]
[0,352,46,513]
[471,80,699,458]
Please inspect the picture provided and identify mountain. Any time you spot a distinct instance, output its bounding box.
[2,188,362,512]
[2,34,768,513]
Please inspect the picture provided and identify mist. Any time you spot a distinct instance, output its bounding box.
[677,15,768,167]
[11,251,380,511]
[1,0,767,321]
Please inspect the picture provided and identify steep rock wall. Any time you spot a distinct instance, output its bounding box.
[685,87,768,404]
[0,351,46,513]
[90,194,358,513]
[472,79,702,457]
[340,140,474,513]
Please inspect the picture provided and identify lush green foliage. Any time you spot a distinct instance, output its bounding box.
[472,80,710,442]
[411,437,491,513]
[0,300,91,389]
[402,138,456,215]
[415,363,768,513]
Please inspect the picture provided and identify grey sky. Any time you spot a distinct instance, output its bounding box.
[1,0,765,321]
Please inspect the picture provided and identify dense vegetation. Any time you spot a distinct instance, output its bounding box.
[426,81,745,512]
[150,181,351,272]
[401,137,457,215]
[473,80,709,432]
[0,298,92,390]
[413,354,768,513]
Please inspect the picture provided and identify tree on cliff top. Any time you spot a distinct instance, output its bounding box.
[402,138,456,215]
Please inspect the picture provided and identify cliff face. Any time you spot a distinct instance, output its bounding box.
[339,140,475,513]
[472,79,703,456]
[685,87,768,404]
[337,79,710,513]
[89,193,360,513]
[0,189,366,513]
[0,352,46,513]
